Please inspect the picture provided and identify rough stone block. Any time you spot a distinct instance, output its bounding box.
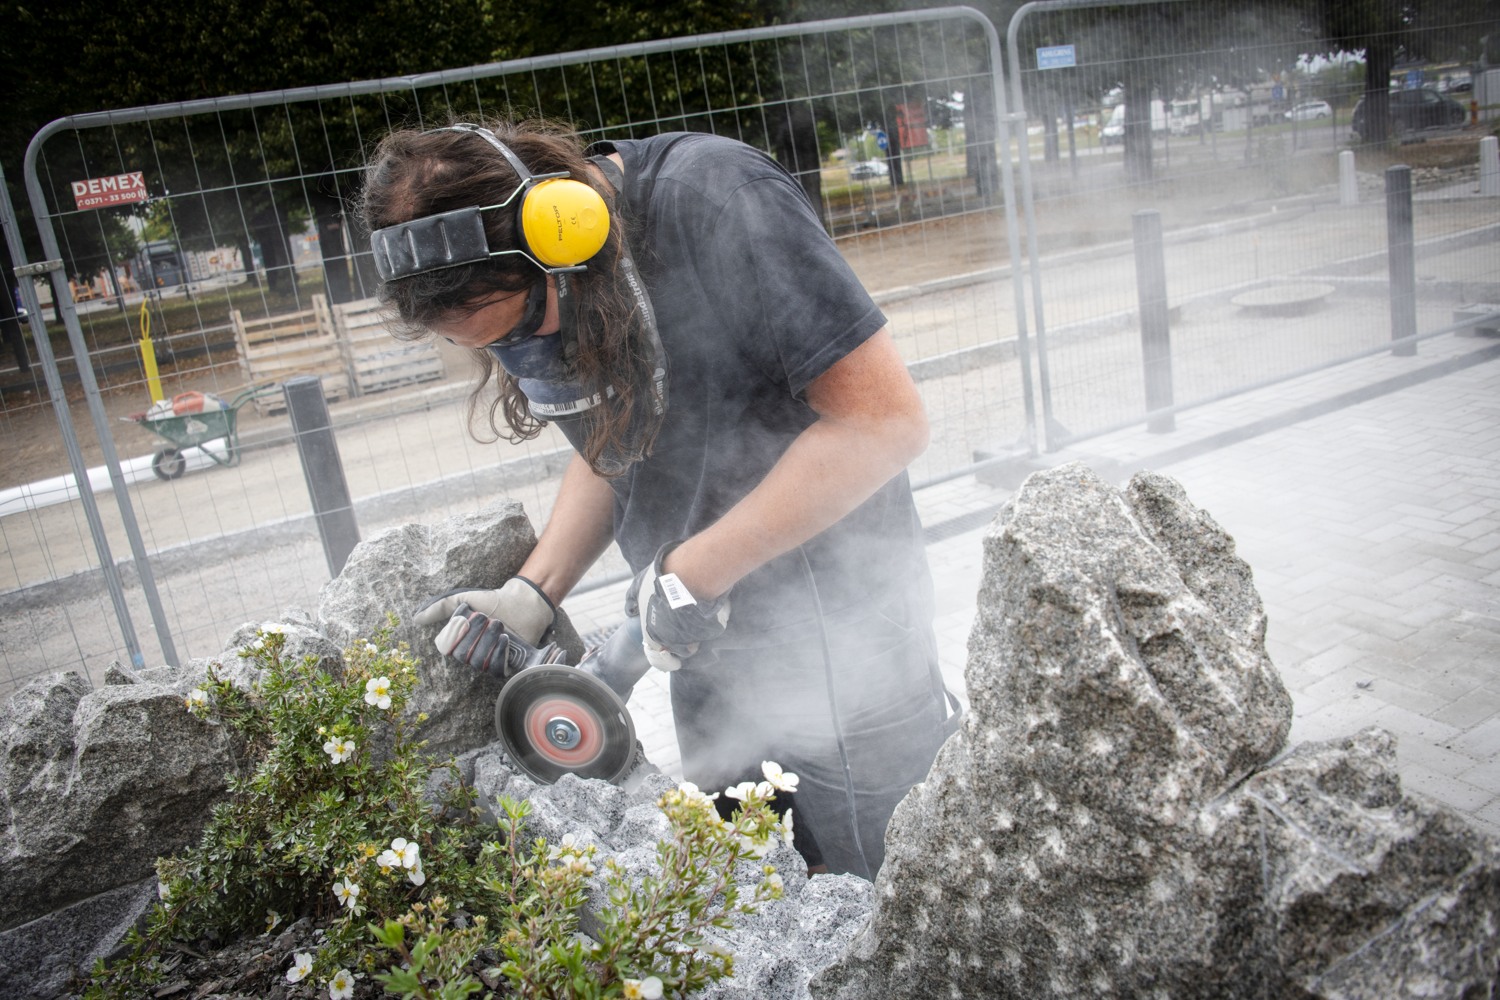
[811,465,1499,999]
[318,499,584,757]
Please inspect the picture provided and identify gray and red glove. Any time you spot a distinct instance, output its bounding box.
[413,576,555,671]
[624,542,731,672]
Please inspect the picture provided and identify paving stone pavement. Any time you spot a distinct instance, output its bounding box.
[581,328,1500,836]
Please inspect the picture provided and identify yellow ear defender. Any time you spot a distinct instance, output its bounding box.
[518,175,611,269]
[369,123,610,281]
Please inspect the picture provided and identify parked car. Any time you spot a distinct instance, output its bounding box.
[849,159,889,181]
[1352,88,1466,139]
[1285,100,1333,122]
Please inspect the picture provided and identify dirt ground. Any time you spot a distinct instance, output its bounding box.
[0,131,1486,492]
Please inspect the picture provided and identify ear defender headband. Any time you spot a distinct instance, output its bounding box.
[369,123,611,282]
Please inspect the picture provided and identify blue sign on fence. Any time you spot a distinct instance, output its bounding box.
[1036,44,1076,70]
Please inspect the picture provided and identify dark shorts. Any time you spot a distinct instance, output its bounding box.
[668,580,954,880]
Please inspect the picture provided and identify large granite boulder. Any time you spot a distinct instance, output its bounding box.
[318,498,584,758]
[811,464,1500,999]
[0,665,243,997]
[0,669,241,932]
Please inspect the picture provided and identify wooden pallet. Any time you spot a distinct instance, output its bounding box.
[230,295,352,414]
[332,296,446,396]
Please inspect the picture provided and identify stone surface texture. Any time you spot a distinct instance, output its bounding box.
[9,469,1500,999]
[318,498,584,759]
[810,464,1500,999]
[0,668,241,935]
[451,744,874,1000]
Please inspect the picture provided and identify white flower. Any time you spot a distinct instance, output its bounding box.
[364,676,393,710]
[737,833,771,859]
[761,761,799,794]
[328,968,355,1000]
[547,832,582,862]
[781,807,796,848]
[407,862,426,887]
[724,781,756,802]
[623,976,664,999]
[332,877,360,910]
[263,623,285,635]
[364,641,379,654]
[725,780,772,802]
[184,688,209,711]
[322,736,355,764]
[157,880,171,903]
[677,781,718,803]
[285,951,313,983]
[378,836,420,873]
[265,909,282,933]
[766,871,785,893]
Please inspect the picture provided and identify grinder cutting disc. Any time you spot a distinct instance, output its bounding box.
[495,665,636,784]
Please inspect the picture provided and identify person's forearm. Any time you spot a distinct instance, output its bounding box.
[666,414,924,601]
[663,329,928,602]
[519,453,617,605]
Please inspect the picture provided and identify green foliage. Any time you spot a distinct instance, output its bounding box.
[85,619,790,1000]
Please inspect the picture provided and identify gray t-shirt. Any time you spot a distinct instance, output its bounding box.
[577,132,929,639]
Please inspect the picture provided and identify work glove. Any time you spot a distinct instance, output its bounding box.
[624,541,731,673]
[414,577,555,668]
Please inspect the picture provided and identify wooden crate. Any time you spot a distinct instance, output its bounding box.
[332,296,446,396]
[230,295,351,414]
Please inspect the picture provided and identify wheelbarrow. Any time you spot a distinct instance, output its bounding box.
[126,384,276,481]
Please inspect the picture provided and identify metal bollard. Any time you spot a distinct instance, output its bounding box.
[1132,209,1175,433]
[1385,165,1417,357]
[1480,136,1499,198]
[1338,149,1358,206]
[283,375,360,576]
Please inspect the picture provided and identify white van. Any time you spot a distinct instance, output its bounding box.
[1101,101,1167,144]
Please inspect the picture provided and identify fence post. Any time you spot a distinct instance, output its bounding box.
[283,376,360,576]
[1132,210,1175,433]
[1385,165,1417,357]
[1338,150,1358,206]
[1480,136,1499,197]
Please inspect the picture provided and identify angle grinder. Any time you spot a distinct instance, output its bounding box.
[480,612,653,785]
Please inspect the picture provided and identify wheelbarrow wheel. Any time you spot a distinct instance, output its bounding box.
[152,447,187,481]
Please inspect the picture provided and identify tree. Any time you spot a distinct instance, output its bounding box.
[1313,0,1500,143]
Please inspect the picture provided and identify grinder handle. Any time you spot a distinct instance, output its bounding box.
[578,617,652,702]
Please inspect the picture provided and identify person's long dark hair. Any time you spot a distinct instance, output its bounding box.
[358,117,662,476]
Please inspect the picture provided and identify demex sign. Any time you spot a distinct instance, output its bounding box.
[71,172,148,210]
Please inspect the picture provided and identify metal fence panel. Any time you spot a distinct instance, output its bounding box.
[1,9,1023,693]
[11,2,1495,695]
[1004,0,1499,449]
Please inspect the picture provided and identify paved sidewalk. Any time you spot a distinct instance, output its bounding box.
[589,329,1500,836]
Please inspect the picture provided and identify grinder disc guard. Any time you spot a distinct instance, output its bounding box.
[495,665,636,784]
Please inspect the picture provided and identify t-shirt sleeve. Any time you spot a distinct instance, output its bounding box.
[694,163,887,398]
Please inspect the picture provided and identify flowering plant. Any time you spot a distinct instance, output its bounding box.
[85,617,792,999]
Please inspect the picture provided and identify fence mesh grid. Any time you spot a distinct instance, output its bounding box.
[2,4,1497,693]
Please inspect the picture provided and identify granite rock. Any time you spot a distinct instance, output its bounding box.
[318,499,584,757]
[461,741,873,999]
[811,464,1499,999]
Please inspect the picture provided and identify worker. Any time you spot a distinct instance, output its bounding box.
[359,119,956,879]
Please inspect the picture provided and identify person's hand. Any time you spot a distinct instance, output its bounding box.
[426,603,518,674]
[624,542,730,672]
[414,577,555,666]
